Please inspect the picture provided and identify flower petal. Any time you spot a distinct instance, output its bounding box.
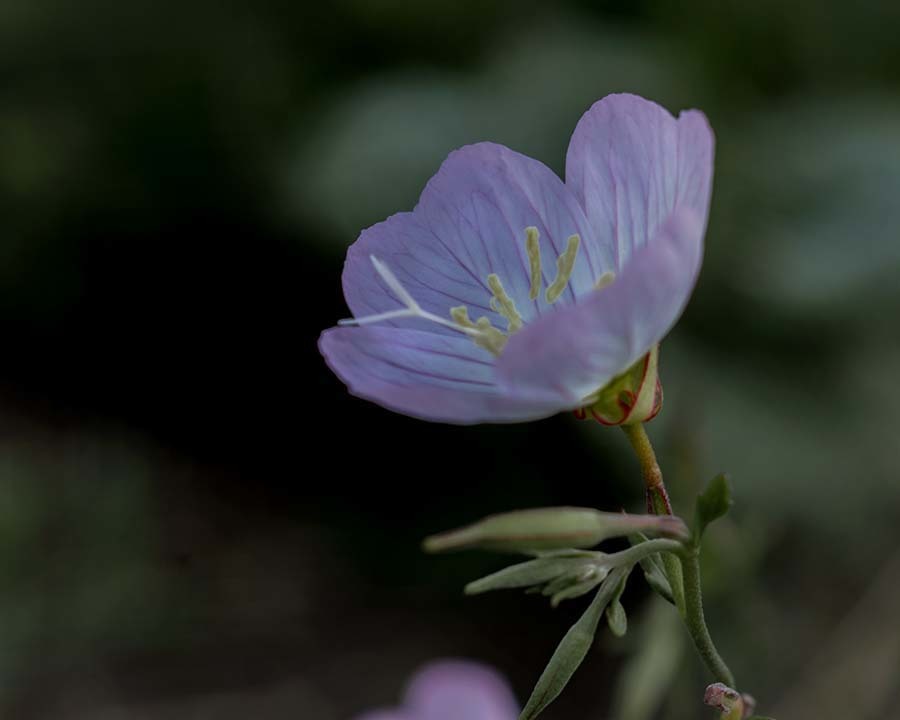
[352,712,410,720]
[566,93,714,271]
[319,326,567,424]
[343,143,609,336]
[404,660,519,720]
[496,208,704,400]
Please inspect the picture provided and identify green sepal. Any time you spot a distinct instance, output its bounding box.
[424,507,687,555]
[519,566,630,720]
[582,345,661,426]
[693,474,734,545]
[605,572,629,637]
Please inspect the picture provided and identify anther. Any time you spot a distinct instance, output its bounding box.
[450,306,477,329]
[474,317,508,355]
[594,271,615,290]
[487,274,523,332]
[525,226,542,300]
[546,234,580,303]
[452,306,506,356]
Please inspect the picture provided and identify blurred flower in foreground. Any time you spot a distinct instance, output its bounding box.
[319,93,714,424]
[354,659,519,720]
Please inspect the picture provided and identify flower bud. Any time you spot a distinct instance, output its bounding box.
[423,506,688,554]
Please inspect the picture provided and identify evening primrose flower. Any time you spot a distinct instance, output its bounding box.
[319,93,714,424]
[354,659,519,720]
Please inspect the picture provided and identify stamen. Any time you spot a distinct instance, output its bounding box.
[452,306,506,355]
[545,234,580,303]
[594,271,616,290]
[487,274,523,332]
[525,226,542,300]
[475,316,508,355]
[450,305,477,329]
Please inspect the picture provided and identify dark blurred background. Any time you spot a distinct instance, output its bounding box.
[2,1,900,718]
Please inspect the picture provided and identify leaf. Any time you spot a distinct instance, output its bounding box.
[694,474,733,543]
[605,573,629,637]
[519,566,630,720]
[465,557,591,595]
[643,569,675,606]
[629,533,675,605]
[424,507,688,554]
[549,572,607,607]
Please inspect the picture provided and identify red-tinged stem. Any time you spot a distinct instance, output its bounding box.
[621,423,673,515]
[619,422,736,690]
[621,423,685,616]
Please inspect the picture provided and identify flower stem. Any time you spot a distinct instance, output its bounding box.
[620,423,736,689]
[621,424,684,614]
[681,547,736,687]
[620,423,673,514]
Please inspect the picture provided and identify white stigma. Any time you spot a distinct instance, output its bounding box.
[339,256,500,344]
[340,233,615,359]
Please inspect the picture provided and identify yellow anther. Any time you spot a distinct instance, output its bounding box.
[450,305,478,329]
[452,306,507,356]
[487,273,523,333]
[546,234,580,303]
[474,316,508,355]
[594,271,616,290]
[525,226,542,300]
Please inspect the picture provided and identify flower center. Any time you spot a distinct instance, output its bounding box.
[341,228,615,357]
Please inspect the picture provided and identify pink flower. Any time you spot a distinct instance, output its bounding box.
[320,94,714,424]
[353,660,519,720]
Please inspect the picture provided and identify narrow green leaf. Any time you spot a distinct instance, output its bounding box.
[605,573,629,637]
[549,571,606,607]
[519,566,630,720]
[643,567,675,606]
[628,532,675,605]
[465,557,590,595]
[424,507,688,554]
[694,474,733,543]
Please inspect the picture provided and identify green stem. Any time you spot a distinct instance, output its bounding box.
[621,423,666,498]
[604,538,684,568]
[620,423,736,689]
[681,548,736,687]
